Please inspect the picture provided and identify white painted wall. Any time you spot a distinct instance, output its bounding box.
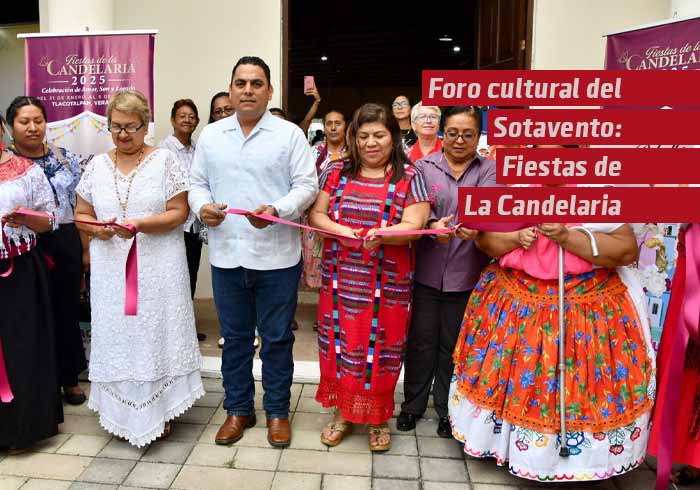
[46,0,114,32]
[531,0,671,69]
[0,24,39,130]
[671,0,700,18]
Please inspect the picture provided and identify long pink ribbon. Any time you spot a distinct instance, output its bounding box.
[656,224,700,490]
[0,338,12,403]
[3,208,138,315]
[225,208,529,244]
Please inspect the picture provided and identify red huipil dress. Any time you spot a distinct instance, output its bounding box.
[648,227,700,467]
[315,161,430,424]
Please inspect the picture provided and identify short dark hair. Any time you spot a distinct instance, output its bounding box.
[6,96,47,127]
[441,106,482,134]
[231,56,271,85]
[208,91,230,124]
[171,98,199,120]
[269,107,287,119]
[345,102,411,184]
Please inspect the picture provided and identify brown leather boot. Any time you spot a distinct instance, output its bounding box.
[267,417,291,447]
[215,414,257,445]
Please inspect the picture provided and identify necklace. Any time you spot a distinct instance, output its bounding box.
[112,148,145,220]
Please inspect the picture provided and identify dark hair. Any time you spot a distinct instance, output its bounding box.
[345,103,411,184]
[6,96,47,127]
[208,91,230,124]
[231,56,271,86]
[323,109,346,123]
[311,129,325,146]
[392,94,411,105]
[441,106,482,133]
[171,98,199,120]
[269,107,287,119]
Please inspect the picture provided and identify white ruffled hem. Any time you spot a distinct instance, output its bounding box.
[448,381,651,482]
[88,371,205,447]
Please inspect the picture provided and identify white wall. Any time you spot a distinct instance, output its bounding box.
[671,0,700,18]
[531,0,671,69]
[0,24,40,127]
[113,0,282,143]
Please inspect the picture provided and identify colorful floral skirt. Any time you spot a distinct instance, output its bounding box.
[449,264,654,482]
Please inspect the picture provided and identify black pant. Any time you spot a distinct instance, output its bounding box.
[39,223,87,388]
[402,282,472,418]
[184,230,202,299]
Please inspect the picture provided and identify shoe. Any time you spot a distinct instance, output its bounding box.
[197,332,207,341]
[253,336,260,349]
[218,337,225,348]
[215,414,257,445]
[368,423,391,452]
[267,417,291,447]
[63,386,87,406]
[437,416,452,438]
[396,411,420,431]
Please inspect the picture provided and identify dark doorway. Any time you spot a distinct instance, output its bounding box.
[284,0,532,124]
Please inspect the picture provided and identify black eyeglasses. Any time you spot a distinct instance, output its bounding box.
[444,130,478,142]
[213,107,234,116]
[108,123,145,135]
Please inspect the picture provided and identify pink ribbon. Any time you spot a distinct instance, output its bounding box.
[225,209,529,244]
[3,208,139,315]
[0,338,12,403]
[656,224,700,490]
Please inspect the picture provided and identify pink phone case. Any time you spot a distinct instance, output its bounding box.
[304,76,315,92]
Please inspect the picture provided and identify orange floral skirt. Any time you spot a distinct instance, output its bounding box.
[453,264,653,435]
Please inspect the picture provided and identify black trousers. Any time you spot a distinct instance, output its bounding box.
[184,230,202,299]
[39,223,87,388]
[402,282,472,418]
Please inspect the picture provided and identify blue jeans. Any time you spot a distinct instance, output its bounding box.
[212,261,301,419]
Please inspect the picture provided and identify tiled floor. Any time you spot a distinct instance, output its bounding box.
[0,379,691,490]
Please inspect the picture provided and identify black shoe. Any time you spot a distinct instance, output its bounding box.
[63,387,87,406]
[397,411,420,431]
[437,416,452,438]
[197,332,207,341]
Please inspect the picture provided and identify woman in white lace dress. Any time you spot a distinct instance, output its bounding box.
[75,90,203,446]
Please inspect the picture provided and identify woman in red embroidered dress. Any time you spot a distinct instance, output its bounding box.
[0,118,63,452]
[309,103,430,451]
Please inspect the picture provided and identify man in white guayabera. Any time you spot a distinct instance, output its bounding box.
[189,56,318,448]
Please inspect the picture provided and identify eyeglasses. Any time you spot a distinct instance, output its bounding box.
[108,123,145,135]
[444,130,478,142]
[213,107,234,116]
[392,101,410,108]
[413,114,440,122]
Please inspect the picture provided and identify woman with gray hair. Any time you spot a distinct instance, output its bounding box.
[74,89,203,446]
[407,102,442,163]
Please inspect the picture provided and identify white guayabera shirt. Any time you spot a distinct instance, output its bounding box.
[189,110,318,270]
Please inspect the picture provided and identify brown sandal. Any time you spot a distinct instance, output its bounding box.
[320,420,353,447]
[157,422,172,441]
[368,424,391,452]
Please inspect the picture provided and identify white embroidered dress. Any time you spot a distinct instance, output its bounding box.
[76,148,204,446]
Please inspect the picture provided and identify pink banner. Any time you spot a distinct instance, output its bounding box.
[605,17,700,71]
[24,33,155,122]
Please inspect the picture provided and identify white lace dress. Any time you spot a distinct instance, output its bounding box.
[76,148,204,446]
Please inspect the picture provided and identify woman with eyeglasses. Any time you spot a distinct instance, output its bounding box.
[407,102,442,163]
[6,96,89,407]
[397,106,497,437]
[74,89,203,446]
[208,92,234,123]
[158,99,207,342]
[391,95,416,149]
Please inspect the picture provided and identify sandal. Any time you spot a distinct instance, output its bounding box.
[673,466,700,485]
[368,424,391,452]
[320,420,353,447]
[157,422,172,441]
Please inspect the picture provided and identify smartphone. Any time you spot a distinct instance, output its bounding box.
[304,76,315,93]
